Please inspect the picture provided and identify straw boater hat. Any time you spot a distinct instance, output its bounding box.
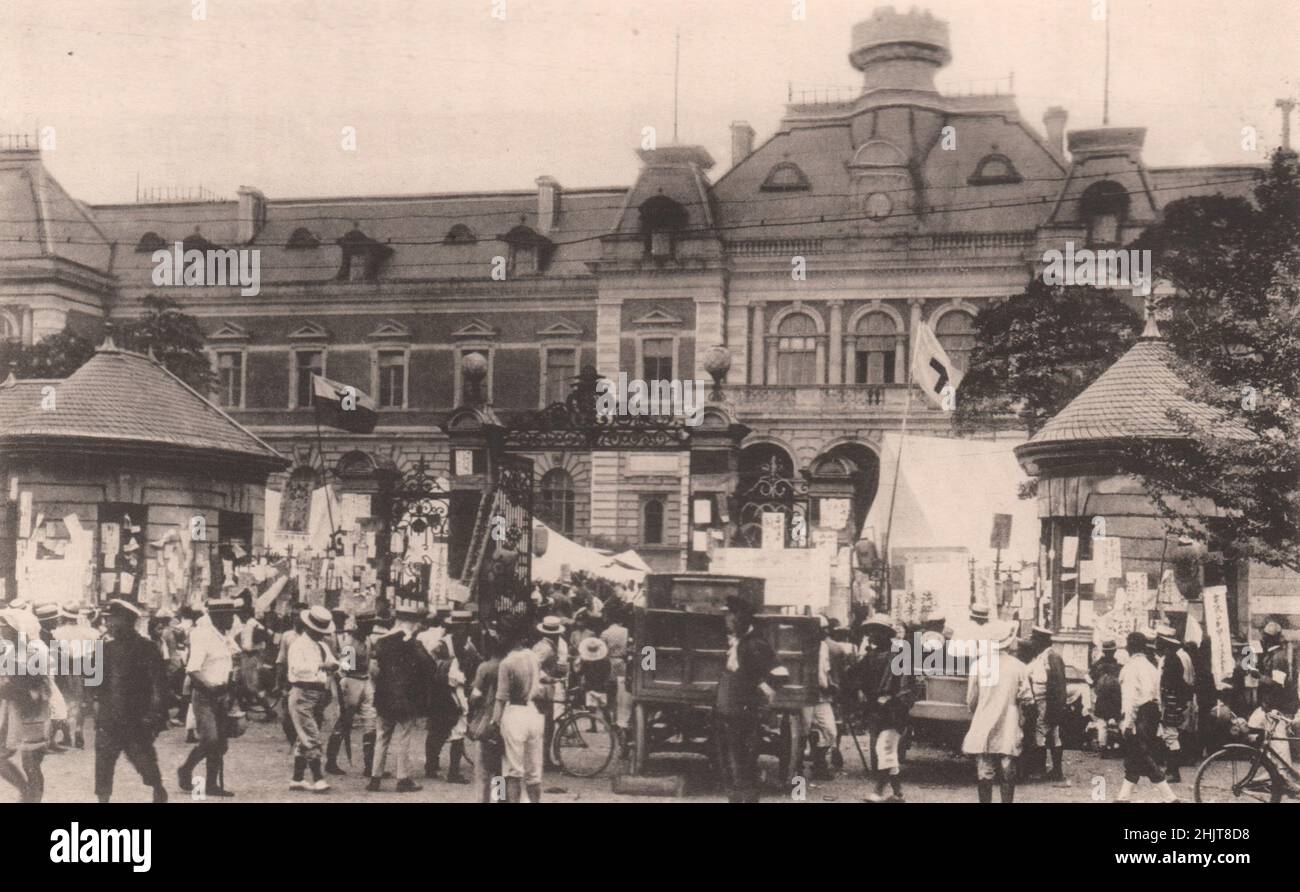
[863,613,896,635]
[579,637,609,663]
[969,604,990,622]
[1101,639,1117,651]
[34,603,61,625]
[392,600,426,620]
[106,598,145,618]
[206,598,237,613]
[537,615,565,636]
[995,621,1019,649]
[302,605,335,635]
[446,610,474,626]
[1155,623,1180,646]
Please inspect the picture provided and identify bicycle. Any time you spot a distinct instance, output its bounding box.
[549,675,618,779]
[1193,712,1300,803]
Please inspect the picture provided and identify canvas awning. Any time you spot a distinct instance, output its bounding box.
[531,522,649,585]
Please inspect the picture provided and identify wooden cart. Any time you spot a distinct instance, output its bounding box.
[627,573,820,781]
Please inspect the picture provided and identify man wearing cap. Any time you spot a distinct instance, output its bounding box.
[963,622,1034,803]
[1024,626,1068,781]
[1116,631,1179,802]
[1089,640,1122,753]
[326,610,378,778]
[177,599,238,798]
[95,599,168,803]
[715,595,780,803]
[1254,621,1296,715]
[369,603,435,793]
[287,605,339,792]
[852,614,914,802]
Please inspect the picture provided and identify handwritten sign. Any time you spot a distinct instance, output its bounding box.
[1203,585,1233,688]
[761,512,785,550]
[1093,537,1122,583]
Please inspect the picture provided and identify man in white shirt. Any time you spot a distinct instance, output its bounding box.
[1116,631,1179,802]
[177,599,237,797]
[287,606,339,793]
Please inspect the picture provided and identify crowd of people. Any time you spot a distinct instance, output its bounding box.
[0,579,1291,805]
[0,578,633,803]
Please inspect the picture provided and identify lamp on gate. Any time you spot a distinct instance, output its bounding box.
[703,345,731,401]
[462,351,488,405]
[532,524,549,559]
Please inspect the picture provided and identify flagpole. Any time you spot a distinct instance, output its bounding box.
[312,394,338,552]
[880,337,916,614]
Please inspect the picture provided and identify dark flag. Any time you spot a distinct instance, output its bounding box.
[312,374,378,434]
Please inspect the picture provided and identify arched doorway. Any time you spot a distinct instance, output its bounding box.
[732,442,805,547]
[816,442,880,539]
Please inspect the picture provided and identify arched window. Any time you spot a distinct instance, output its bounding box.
[968,153,1023,186]
[642,498,665,546]
[444,224,477,245]
[935,311,976,373]
[1080,181,1129,246]
[639,196,688,258]
[853,312,899,384]
[775,313,818,385]
[761,162,811,192]
[538,468,576,536]
[0,312,18,343]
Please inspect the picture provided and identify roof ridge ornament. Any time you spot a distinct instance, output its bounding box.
[1140,295,1162,340]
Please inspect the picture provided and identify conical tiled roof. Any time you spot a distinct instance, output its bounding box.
[0,342,286,468]
[1021,317,1240,449]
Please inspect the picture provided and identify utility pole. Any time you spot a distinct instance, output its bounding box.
[1277,98,1296,151]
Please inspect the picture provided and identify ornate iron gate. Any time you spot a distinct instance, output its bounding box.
[383,458,451,612]
[731,456,812,548]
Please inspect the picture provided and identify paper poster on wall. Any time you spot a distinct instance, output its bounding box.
[1093,537,1122,582]
[454,450,474,477]
[1125,571,1151,609]
[1061,536,1078,568]
[1078,559,1095,585]
[819,498,851,531]
[693,499,712,526]
[692,530,710,552]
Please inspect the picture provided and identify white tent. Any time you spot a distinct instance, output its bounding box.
[531,522,649,586]
[862,432,1038,569]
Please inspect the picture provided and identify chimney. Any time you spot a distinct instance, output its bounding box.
[536,176,562,235]
[1043,107,1068,162]
[237,186,266,244]
[731,121,756,168]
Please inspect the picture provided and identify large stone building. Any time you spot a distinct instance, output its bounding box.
[0,7,1267,620]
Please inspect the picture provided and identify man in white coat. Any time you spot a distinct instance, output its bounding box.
[962,622,1034,803]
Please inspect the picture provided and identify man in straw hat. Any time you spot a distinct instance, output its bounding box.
[287,605,340,792]
[0,606,54,801]
[95,598,168,803]
[532,615,568,770]
[368,601,435,793]
[962,621,1033,802]
[716,594,781,803]
[1116,630,1179,802]
[177,598,238,797]
[852,614,914,802]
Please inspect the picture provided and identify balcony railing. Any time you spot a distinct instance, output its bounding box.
[723,383,912,415]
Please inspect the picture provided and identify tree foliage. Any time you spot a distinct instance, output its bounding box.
[117,295,217,392]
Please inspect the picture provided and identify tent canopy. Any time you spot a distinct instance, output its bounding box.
[531,522,649,586]
[861,432,1038,569]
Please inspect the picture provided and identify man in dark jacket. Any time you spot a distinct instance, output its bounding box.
[1025,626,1068,781]
[715,595,780,803]
[851,614,915,802]
[95,600,168,803]
[368,604,434,792]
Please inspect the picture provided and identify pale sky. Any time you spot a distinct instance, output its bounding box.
[3,0,1296,204]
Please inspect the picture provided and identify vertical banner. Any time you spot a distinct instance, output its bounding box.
[1203,584,1233,688]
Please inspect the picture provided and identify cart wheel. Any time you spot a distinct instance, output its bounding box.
[631,703,647,776]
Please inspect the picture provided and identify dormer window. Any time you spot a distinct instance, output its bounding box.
[638,195,688,259]
[502,225,553,275]
[444,224,477,245]
[761,162,811,192]
[286,227,321,249]
[1080,181,1130,246]
[182,231,220,253]
[135,232,166,253]
[336,227,393,282]
[968,153,1023,186]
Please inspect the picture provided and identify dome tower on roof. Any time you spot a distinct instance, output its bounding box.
[849,6,951,94]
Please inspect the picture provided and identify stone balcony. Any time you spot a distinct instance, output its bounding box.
[721,383,913,418]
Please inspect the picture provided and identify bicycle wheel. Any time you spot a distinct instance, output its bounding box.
[1193,744,1284,803]
[553,710,616,778]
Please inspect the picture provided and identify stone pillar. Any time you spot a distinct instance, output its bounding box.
[906,299,924,383]
[828,300,843,385]
[750,302,765,385]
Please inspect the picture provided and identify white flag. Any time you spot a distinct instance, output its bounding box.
[910,320,964,408]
